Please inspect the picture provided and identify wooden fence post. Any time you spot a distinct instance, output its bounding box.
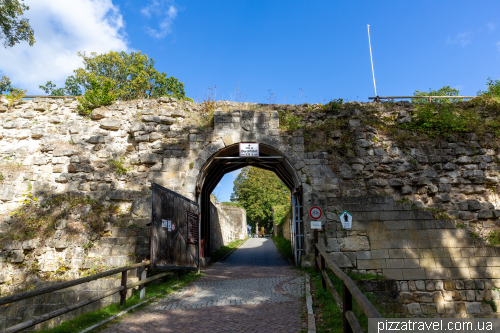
[314,229,319,273]
[321,254,326,290]
[342,282,353,333]
[139,267,147,300]
[120,270,127,308]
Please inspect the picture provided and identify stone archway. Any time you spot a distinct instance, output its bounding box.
[195,141,304,264]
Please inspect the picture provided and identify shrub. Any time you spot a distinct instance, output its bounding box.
[412,85,462,103]
[478,77,500,98]
[108,156,132,175]
[77,79,115,115]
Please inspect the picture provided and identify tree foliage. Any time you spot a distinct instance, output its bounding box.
[0,0,35,48]
[39,76,82,96]
[478,77,500,98]
[73,51,187,101]
[230,166,290,232]
[412,85,462,103]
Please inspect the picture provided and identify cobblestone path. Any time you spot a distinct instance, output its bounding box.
[101,238,305,333]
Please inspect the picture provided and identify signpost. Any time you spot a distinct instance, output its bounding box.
[339,211,352,229]
[239,143,259,157]
[309,207,322,229]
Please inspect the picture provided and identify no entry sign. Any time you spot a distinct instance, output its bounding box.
[309,207,322,220]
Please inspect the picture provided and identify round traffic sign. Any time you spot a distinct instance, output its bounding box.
[309,207,322,220]
[171,223,176,232]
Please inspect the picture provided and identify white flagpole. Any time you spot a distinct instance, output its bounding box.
[367,25,378,98]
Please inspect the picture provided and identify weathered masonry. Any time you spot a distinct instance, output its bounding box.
[1,97,500,322]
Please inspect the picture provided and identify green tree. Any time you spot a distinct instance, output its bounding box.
[1,75,23,95]
[478,77,500,98]
[412,85,462,103]
[0,0,35,48]
[39,76,82,96]
[230,166,290,232]
[73,51,187,101]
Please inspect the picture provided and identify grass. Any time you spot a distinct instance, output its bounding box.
[305,266,402,333]
[272,235,294,262]
[37,270,203,333]
[210,238,246,262]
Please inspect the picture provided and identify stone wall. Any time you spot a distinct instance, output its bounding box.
[1,96,500,320]
[210,196,247,254]
[273,209,292,242]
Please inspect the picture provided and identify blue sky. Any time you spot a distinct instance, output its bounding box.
[1,0,500,199]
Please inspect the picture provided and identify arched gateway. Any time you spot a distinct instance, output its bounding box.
[197,142,304,264]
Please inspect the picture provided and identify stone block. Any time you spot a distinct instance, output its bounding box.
[328,252,353,268]
[388,249,406,258]
[326,238,340,252]
[10,250,24,263]
[340,236,369,251]
[404,258,420,269]
[371,249,389,259]
[100,119,121,130]
[406,303,422,315]
[356,251,371,260]
[420,303,438,315]
[357,259,386,270]
[386,259,405,269]
[402,268,426,280]
[382,269,403,279]
[415,280,426,291]
[465,302,481,314]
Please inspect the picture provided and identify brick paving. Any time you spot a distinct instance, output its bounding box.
[100,238,305,333]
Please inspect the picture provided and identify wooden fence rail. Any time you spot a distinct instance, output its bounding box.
[314,231,381,333]
[0,260,173,333]
[369,96,476,103]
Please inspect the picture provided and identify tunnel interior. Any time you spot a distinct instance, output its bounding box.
[196,143,303,262]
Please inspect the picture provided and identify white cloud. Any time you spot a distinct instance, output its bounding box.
[0,0,129,94]
[141,1,178,38]
[488,23,496,31]
[447,32,471,47]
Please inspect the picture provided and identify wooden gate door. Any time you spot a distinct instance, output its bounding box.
[150,183,199,270]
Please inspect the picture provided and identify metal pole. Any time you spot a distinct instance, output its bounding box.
[367,25,378,98]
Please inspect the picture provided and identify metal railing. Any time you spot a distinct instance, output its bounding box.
[0,260,172,333]
[369,96,476,103]
[314,231,381,333]
[22,95,81,99]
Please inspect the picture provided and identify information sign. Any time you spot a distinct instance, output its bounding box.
[311,221,322,229]
[162,219,171,231]
[187,212,199,245]
[339,211,353,229]
[239,143,259,157]
[309,207,322,220]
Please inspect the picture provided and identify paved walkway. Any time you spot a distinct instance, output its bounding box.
[101,238,305,333]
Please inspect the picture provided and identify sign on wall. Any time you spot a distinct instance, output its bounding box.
[239,143,259,157]
[311,221,322,229]
[162,219,172,231]
[309,207,322,220]
[339,211,352,229]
